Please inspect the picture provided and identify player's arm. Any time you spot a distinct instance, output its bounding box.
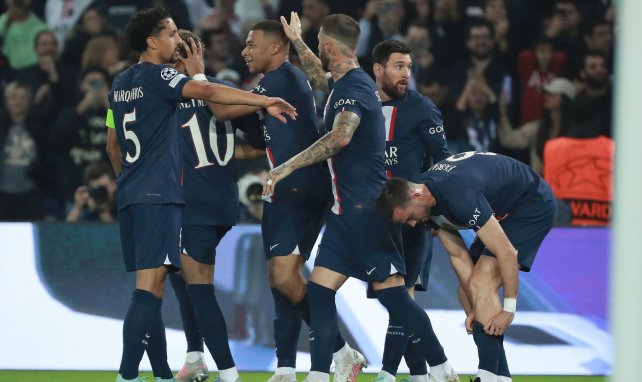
[281,12,331,93]
[234,143,266,160]
[263,110,359,195]
[476,215,519,334]
[436,228,474,285]
[105,108,121,176]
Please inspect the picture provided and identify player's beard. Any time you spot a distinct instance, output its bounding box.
[320,49,330,72]
[382,79,408,99]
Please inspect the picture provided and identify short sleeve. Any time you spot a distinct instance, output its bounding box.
[146,65,189,103]
[417,98,450,162]
[445,189,494,231]
[329,87,366,120]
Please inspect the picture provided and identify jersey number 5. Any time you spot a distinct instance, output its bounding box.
[122,110,141,163]
[182,114,234,168]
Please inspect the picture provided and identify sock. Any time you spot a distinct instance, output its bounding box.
[219,366,240,382]
[271,288,302,368]
[475,369,498,382]
[275,366,296,377]
[169,273,204,352]
[186,284,235,369]
[307,282,339,373]
[119,289,160,379]
[145,301,173,379]
[405,338,428,376]
[186,351,204,363]
[409,374,429,382]
[295,292,347,353]
[381,315,406,375]
[308,371,330,382]
[377,370,396,382]
[472,321,501,375]
[374,286,447,366]
[497,343,511,379]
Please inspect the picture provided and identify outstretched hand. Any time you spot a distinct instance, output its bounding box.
[484,310,514,336]
[177,37,205,77]
[280,12,303,41]
[264,97,297,123]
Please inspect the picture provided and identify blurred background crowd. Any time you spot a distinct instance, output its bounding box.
[0,0,615,225]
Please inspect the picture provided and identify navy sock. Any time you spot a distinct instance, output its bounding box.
[119,289,160,379]
[381,315,406,375]
[472,321,501,375]
[295,292,346,353]
[145,302,173,379]
[271,288,302,367]
[307,282,338,372]
[497,342,511,378]
[169,273,204,353]
[405,339,428,376]
[186,284,235,369]
[375,286,447,366]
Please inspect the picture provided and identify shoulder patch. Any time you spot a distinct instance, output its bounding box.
[161,67,178,81]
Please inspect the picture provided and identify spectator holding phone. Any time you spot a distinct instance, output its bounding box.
[49,66,111,216]
[66,161,116,222]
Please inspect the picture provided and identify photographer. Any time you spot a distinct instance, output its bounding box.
[237,169,267,224]
[66,161,116,222]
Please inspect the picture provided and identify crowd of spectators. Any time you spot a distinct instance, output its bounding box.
[0,0,615,224]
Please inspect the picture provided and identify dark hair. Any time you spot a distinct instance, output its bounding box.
[33,30,56,47]
[583,18,611,38]
[250,20,288,44]
[80,65,110,81]
[372,39,412,65]
[83,161,113,183]
[533,35,554,49]
[582,49,607,68]
[376,178,412,219]
[466,17,495,39]
[320,14,360,51]
[177,29,203,58]
[124,7,172,53]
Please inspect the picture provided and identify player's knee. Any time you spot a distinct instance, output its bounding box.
[468,272,496,301]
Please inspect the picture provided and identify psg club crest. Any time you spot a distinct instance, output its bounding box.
[161,67,178,80]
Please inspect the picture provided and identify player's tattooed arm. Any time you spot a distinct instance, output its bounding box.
[263,111,359,195]
[292,39,331,93]
[281,12,330,92]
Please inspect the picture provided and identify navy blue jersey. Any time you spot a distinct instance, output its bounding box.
[250,61,327,199]
[179,77,261,226]
[323,68,387,215]
[108,62,189,209]
[382,90,450,180]
[420,151,554,231]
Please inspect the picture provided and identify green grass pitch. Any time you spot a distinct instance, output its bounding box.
[0,371,607,382]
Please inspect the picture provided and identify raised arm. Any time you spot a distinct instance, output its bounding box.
[280,12,331,93]
[263,110,359,195]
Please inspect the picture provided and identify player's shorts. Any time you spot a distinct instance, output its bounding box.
[180,224,232,265]
[402,224,433,291]
[315,209,406,283]
[470,184,557,272]
[118,203,182,272]
[262,186,328,260]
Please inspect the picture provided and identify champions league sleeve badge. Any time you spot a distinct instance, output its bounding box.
[161,67,178,80]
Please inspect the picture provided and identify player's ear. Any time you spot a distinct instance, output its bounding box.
[146,36,158,51]
[373,63,383,77]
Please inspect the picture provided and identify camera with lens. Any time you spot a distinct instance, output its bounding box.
[238,173,265,207]
[88,184,109,205]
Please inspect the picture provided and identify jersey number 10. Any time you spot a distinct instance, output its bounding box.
[182,114,234,168]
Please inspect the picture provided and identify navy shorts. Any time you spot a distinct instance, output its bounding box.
[470,187,557,272]
[118,203,182,272]
[315,210,406,283]
[262,187,328,260]
[402,224,432,291]
[180,225,232,265]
